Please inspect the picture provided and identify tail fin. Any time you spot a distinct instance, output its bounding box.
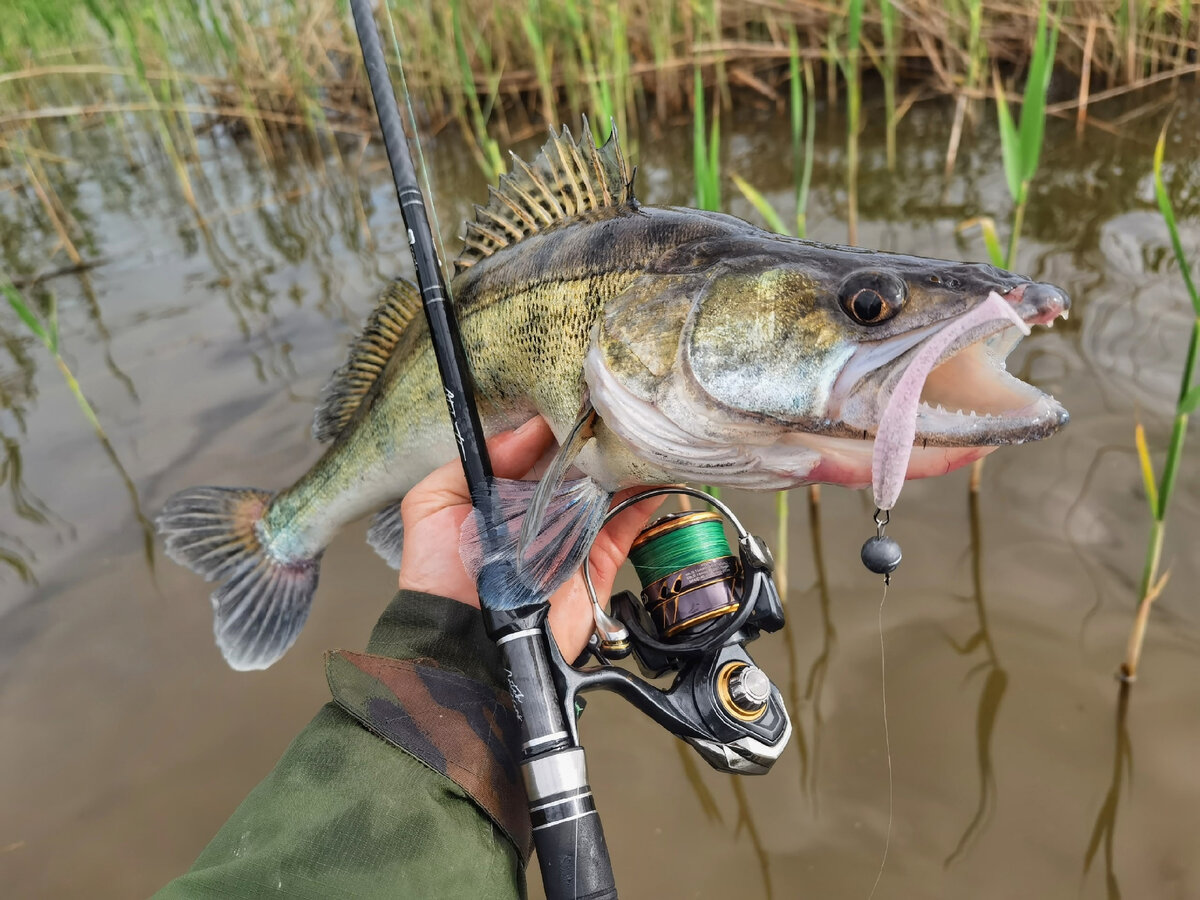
[158,487,320,671]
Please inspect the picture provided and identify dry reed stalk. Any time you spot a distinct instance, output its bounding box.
[1077,17,1096,136]
[21,158,82,265]
[0,101,371,134]
[1121,569,1171,681]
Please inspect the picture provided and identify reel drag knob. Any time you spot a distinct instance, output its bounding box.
[729,665,771,712]
[717,662,770,721]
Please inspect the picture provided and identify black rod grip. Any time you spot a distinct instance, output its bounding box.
[533,800,618,900]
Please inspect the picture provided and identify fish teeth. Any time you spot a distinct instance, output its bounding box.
[1062,309,1070,320]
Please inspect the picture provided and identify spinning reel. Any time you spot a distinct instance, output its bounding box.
[548,487,792,775]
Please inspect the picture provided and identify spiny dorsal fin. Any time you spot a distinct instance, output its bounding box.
[455,119,636,273]
[312,278,422,442]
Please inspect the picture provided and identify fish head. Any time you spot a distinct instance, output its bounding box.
[587,231,1070,490]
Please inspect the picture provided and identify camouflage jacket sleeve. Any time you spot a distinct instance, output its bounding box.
[154,590,530,900]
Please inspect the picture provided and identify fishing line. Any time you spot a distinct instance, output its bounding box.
[628,512,733,583]
[378,0,454,281]
[867,577,893,900]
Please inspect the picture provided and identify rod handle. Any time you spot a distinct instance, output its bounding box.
[525,748,617,900]
[533,799,617,900]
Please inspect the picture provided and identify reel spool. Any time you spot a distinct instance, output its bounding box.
[628,511,743,642]
[584,488,783,664]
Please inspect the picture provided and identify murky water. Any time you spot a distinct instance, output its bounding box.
[3,89,1200,899]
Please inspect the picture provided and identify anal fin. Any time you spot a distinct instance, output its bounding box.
[367,500,405,569]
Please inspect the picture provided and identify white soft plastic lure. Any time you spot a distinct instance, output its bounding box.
[871,291,1031,510]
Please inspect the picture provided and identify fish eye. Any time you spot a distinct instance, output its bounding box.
[838,271,907,326]
[928,274,942,285]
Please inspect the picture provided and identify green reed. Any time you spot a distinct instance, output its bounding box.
[991,0,1057,268]
[961,0,1056,492]
[956,0,1057,272]
[692,66,721,213]
[877,0,899,170]
[1122,123,1200,681]
[3,0,1197,182]
[521,6,558,128]
[943,0,987,176]
[451,0,504,180]
[692,64,721,505]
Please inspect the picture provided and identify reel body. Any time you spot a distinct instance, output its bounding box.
[544,487,792,776]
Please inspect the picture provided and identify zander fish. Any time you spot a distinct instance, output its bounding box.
[159,122,1070,670]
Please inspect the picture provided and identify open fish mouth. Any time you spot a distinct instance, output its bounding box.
[834,282,1071,448]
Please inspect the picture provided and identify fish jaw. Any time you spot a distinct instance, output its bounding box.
[830,281,1071,449]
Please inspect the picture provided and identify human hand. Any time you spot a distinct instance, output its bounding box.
[397,416,664,659]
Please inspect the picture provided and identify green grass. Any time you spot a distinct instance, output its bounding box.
[962,0,1057,493]
[3,0,1195,164]
[1121,121,1200,681]
[692,66,721,213]
[841,0,863,245]
[879,0,899,171]
[692,63,722,504]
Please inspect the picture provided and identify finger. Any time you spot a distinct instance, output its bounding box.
[546,582,594,660]
[400,416,555,522]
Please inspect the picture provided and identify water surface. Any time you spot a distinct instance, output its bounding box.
[2,90,1200,898]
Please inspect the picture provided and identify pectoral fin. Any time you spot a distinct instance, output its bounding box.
[520,406,598,559]
[458,412,612,611]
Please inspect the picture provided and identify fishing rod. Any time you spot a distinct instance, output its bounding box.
[348,3,618,897]
[349,3,793,897]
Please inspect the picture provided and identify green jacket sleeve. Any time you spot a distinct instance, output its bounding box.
[155,591,529,900]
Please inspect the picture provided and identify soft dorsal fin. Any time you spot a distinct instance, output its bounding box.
[312,278,422,442]
[455,119,636,273]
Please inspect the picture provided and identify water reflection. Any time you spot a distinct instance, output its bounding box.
[0,435,42,582]
[672,741,725,825]
[730,777,772,900]
[802,485,837,804]
[1,77,1200,898]
[1083,682,1133,900]
[944,487,1007,866]
[0,113,403,585]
